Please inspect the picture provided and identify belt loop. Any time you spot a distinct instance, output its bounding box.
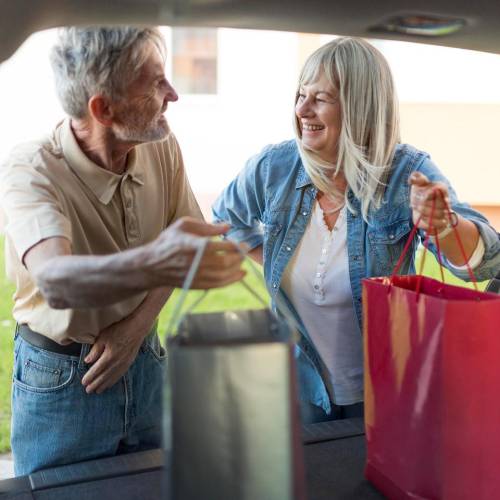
[78,344,91,370]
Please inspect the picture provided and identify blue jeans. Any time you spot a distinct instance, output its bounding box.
[11,327,166,476]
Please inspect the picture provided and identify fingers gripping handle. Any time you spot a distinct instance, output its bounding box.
[391,189,477,292]
[166,239,301,341]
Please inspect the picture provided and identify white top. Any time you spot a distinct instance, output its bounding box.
[280,201,485,406]
[281,202,364,405]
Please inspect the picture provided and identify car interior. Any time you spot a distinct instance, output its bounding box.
[0,0,499,498]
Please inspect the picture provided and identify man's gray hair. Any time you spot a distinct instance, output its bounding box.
[50,26,166,119]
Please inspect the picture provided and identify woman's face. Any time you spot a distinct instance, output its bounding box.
[295,72,341,164]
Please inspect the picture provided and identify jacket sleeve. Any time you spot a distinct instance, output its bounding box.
[415,156,500,282]
[212,146,272,250]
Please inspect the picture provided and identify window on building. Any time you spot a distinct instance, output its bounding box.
[172,27,218,94]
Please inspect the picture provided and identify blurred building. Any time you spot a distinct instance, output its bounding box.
[0,28,499,231]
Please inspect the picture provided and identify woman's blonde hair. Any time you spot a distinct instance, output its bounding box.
[293,37,400,220]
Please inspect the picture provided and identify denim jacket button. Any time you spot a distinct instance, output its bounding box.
[389,234,395,240]
[272,283,278,288]
[302,211,308,216]
[286,246,292,251]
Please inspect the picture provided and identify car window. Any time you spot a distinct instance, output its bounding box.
[0,24,499,477]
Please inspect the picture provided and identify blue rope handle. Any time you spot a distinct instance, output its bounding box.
[165,239,301,342]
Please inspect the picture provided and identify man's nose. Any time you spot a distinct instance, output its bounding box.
[165,79,178,102]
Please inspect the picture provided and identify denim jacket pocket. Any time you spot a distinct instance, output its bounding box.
[13,345,77,393]
[263,222,282,240]
[368,220,413,275]
[262,222,283,263]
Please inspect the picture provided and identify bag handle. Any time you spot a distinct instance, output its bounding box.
[165,238,302,341]
[391,189,478,292]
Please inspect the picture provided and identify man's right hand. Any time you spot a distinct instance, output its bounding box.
[143,217,245,289]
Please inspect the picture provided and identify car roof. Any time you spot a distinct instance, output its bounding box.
[1,0,499,64]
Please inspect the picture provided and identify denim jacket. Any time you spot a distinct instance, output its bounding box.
[213,140,500,414]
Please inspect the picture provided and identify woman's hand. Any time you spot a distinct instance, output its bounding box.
[409,172,452,234]
[409,171,480,266]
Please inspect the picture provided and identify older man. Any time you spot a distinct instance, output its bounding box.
[0,26,243,475]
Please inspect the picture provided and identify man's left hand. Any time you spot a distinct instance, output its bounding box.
[81,316,150,394]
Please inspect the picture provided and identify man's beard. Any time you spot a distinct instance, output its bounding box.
[113,106,170,144]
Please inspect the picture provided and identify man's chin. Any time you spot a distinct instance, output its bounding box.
[146,118,170,142]
[112,117,171,144]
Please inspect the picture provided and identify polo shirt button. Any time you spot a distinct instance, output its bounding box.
[314,285,320,290]
[286,246,292,251]
[302,211,308,216]
[389,234,395,240]
[272,283,278,289]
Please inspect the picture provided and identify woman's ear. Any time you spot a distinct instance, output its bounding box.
[87,95,114,126]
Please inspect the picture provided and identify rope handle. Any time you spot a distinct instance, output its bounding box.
[391,188,478,292]
[165,238,302,341]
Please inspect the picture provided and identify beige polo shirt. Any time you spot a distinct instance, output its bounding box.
[0,118,202,344]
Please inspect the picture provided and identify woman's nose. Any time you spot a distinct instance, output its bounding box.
[296,98,313,117]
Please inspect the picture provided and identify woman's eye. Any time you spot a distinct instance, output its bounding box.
[297,93,306,101]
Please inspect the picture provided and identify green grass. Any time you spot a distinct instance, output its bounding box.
[415,245,488,291]
[0,236,489,453]
[0,236,15,453]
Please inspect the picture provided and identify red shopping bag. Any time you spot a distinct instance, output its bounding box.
[363,199,500,499]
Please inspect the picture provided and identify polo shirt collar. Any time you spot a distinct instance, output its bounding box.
[60,118,144,205]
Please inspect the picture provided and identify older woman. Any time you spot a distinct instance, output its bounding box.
[213,37,500,424]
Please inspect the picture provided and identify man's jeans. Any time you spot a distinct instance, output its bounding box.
[11,328,166,476]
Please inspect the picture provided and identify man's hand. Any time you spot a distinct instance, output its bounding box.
[143,217,246,289]
[81,314,149,394]
[409,172,451,234]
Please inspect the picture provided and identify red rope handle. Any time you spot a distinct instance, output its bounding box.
[439,192,478,290]
[392,188,478,292]
[415,196,437,295]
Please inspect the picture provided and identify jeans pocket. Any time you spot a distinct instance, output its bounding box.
[144,335,167,364]
[13,339,77,393]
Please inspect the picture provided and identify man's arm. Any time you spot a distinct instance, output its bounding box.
[25,217,245,309]
[81,286,173,394]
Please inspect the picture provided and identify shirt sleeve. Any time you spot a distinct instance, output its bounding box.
[164,133,204,224]
[0,156,72,263]
[446,235,485,271]
[211,147,270,250]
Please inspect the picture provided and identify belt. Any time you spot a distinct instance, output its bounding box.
[17,324,83,357]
